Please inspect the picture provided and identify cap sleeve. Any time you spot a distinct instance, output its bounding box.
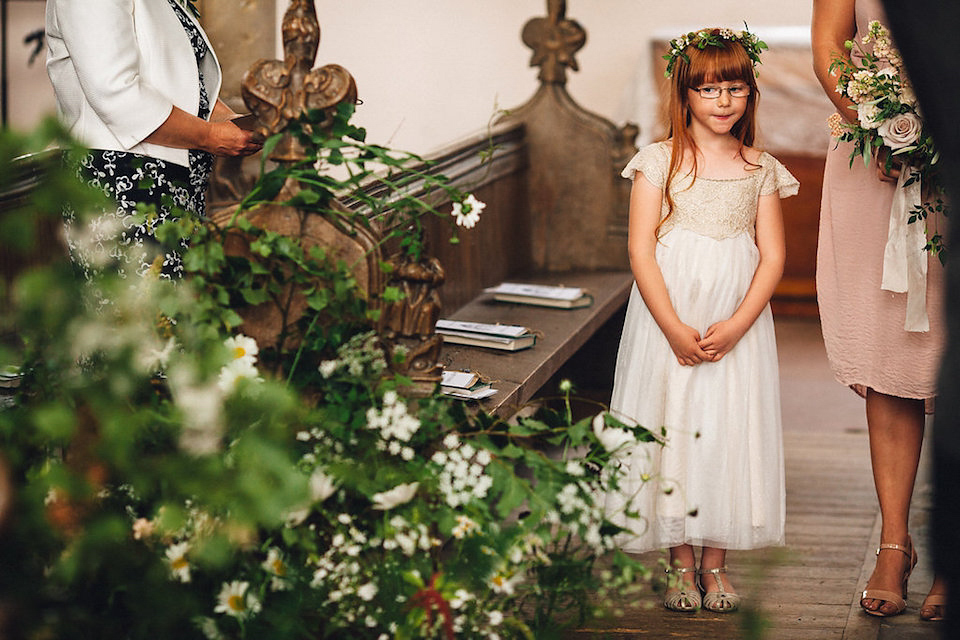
[621,143,668,189]
[759,153,800,199]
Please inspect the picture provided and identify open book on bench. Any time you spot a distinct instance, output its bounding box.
[435,319,536,351]
[484,282,593,309]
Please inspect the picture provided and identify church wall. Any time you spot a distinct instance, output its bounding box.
[7,2,813,155]
[302,1,814,155]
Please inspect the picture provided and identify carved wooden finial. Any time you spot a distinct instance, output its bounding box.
[521,0,586,85]
[241,0,358,164]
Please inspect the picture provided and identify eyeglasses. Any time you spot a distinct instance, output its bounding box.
[692,85,751,99]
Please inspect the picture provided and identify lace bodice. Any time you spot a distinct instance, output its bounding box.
[621,142,799,241]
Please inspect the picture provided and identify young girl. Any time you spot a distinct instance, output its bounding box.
[604,28,797,613]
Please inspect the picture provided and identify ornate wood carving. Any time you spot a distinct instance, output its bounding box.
[378,255,446,397]
[218,0,442,393]
[521,0,585,85]
[500,0,638,272]
[241,0,357,164]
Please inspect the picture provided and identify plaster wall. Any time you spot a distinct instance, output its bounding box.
[301,1,816,154]
[5,1,818,155]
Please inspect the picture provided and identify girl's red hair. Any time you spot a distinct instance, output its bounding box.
[659,31,761,236]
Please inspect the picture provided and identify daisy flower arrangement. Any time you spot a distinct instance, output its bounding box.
[0,115,656,640]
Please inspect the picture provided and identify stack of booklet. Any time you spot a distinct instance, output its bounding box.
[484,282,592,309]
[440,370,497,400]
[435,319,536,352]
[0,370,20,409]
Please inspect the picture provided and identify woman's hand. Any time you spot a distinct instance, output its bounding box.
[145,106,262,157]
[204,120,262,157]
[876,147,902,183]
[665,323,710,366]
[698,318,748,362]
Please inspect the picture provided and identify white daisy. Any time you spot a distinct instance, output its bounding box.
[262,548,292,591]
[451,194,486,229]
[214,580,262,620]
[165,541,191,583]
[224,334,259,367]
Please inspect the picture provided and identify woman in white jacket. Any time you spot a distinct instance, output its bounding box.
[46,0,262,278]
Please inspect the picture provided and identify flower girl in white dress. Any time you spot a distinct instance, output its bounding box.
[604,27,798,613]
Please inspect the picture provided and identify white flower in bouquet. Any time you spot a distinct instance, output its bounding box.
[900,83,918,107]
[856,102,883,130]
[371,482,419,510]
[846,70,874,102]
[214,580,261,620]
[878,112,922,150]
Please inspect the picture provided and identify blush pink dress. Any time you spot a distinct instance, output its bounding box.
[817,0,945,404]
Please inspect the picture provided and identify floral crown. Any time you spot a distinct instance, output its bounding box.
[663,26,767,78]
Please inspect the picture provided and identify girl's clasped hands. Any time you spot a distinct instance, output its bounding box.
[667,318,748,366]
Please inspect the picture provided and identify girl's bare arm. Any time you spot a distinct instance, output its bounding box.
[699,192,785,361]
[627,174,710,366]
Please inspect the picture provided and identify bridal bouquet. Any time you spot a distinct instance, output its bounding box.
[828,20,947,260]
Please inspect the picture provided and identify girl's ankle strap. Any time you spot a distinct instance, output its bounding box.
[698,566,728,575]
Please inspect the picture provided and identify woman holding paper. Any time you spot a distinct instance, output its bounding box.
[812,0,946,620]
[45,0,262,278]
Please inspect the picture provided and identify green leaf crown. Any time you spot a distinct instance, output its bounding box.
[663,25,767,78]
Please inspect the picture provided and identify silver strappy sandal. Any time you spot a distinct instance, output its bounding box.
[698,566,741,613]
[664,566,701,612]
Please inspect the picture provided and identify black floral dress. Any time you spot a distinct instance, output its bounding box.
[64,0,215,279]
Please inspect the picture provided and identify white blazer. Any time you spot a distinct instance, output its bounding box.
[46,0,222,168]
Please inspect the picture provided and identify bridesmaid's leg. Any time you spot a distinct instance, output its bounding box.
[861,389,924,615]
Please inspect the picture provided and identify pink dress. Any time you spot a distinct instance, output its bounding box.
[817,0,945,404]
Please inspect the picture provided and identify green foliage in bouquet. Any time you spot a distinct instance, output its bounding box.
[828,20,949,259]
[0,115,655,640]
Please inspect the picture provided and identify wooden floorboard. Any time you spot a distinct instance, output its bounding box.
[566,425,940,639]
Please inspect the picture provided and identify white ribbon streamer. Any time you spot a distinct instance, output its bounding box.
[880,169,929,332]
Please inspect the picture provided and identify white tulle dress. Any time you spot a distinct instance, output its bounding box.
[605,141,798,552]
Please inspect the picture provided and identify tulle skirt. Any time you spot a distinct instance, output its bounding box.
[605,228,785,552]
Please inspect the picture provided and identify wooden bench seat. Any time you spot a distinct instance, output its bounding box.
[439,270,634,416]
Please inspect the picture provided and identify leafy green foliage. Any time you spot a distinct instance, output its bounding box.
[0,116,655,639]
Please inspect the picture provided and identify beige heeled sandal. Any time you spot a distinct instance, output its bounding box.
[920,593,946,622]
[698,566,741,613]
[860,539,917,617]
[664,566,701,612]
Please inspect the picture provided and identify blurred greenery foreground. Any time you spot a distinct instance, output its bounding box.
[0,109,658,640]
